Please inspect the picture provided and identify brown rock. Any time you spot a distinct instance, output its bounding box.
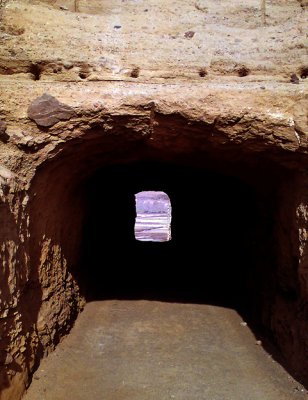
[27,93,76,127]
[290,73,299,84]
[0,120,9,142]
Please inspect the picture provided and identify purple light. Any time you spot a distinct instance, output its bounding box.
[134,191,172,242]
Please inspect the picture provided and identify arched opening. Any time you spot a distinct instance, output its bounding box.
[75,160,272,325]
[25,125,304,390]
[134,191,172,242]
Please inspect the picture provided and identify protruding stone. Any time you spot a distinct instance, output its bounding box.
[0,164,15,186]
[28,93,76,127]
[134,191,172,242]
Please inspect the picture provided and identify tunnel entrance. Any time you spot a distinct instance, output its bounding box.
[26,141,308,391]
[78,160,272,324]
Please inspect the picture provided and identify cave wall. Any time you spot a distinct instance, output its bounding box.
[0,158,86,400]
[270,174,308,380]
[0,0,307,398]
[0,174,30,400]
[0,104,307,400]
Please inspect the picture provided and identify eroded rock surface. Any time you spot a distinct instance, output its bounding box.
[0,1,307,399]
[0,121,6,134]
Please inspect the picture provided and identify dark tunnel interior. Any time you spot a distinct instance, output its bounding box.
[78,160,275,323]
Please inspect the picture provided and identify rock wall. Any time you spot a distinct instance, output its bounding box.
[0,174,30,399]
[0,0,307,398]
[268,174,308,381]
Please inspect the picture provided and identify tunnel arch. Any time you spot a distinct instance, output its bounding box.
[26,124,287,318]
[21,118,307,389]
[78,160,263,306]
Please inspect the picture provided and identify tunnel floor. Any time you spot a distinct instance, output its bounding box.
[23,300,307,400]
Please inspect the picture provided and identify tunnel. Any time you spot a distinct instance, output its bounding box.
[22,118,308,392]
[42,152,283,338]
[24,114,298,366]
[79,161,261,311]
[29,155,281,323]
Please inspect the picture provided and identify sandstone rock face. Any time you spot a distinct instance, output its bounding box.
[27,93,76,127]
[0,121,6,134]
[0,0,307,399]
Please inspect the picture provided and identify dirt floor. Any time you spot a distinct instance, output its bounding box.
[23,300,307,400]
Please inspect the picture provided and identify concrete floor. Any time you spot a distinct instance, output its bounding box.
[23,301,307,400]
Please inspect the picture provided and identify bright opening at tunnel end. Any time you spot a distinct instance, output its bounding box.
[134,191,172,242]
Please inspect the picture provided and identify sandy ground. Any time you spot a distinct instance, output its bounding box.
[23,300,307,400]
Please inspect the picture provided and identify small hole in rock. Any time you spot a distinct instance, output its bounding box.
[29,64,41,81]
[79,72,88,80]
[237,67,250,77]
[300,67,308,79]
[130,67,140,78]
[184,31,195,39]
[199,68,207,77]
